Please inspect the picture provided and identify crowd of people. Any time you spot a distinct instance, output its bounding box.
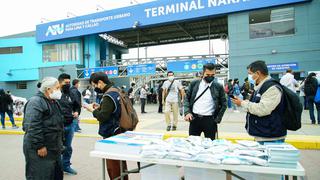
[1,60,319,180]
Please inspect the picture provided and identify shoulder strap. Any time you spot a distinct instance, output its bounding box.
[193,85,210,104]
[259,79,282,95]
[166,80,175,94]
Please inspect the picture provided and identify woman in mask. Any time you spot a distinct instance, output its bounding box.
[22,77,64,180]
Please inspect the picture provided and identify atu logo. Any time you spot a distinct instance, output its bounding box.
[45,24,65,36]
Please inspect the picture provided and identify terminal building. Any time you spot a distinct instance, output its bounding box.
[0,0,319,98]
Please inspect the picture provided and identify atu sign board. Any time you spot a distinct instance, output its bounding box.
[36,0,311,42]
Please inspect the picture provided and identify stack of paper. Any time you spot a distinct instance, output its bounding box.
[265,143,300,168]
[94,131,164,155]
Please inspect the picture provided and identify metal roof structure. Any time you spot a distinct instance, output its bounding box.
[108,15,228,48]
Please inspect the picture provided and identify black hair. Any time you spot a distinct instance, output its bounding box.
[72,79,80,86]
[131,83,136,87]
[305,72,317,85]
[233,78,239,85]
[37,82,42,88]
[244,77,248,82]
[228,79,233,82]
[203,63,216,72]
[58,73,71,82]
[247,60,268,76]
[286,69,293,73]
[89,72,111,85]
[167,71,174,76]
[0,89,5,95]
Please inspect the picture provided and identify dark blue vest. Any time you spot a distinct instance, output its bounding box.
[245,82,287,138]
[98,91,121,138]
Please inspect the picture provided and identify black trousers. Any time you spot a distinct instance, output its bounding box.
[23,146,63,180]
[130,98,134,105]
[140,98,146,113]
[158,99,163,113]
[189,115,217,140]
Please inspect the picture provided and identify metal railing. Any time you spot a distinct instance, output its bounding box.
[77,54,229,79]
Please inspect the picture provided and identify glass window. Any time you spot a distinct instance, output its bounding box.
[42,43,79,62]
[249,7,294,39]
[16,82,27,89]
[0,46,23,54]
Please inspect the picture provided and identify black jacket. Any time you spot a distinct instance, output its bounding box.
[70,86,82,115]
[304,77,318,97]
[0,93,13,113]
[58,91,76,125]
[23,92,64,151]
[184,79,227,124]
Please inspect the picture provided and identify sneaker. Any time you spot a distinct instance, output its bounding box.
[172,126,177,131]
[64,167,77,175]
[1,126,5,130]
[312,121,316,124]
[12,125,19,129]
[166,126,171,131]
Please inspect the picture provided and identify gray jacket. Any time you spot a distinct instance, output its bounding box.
[184,79,227,124]
[23,92,64,151]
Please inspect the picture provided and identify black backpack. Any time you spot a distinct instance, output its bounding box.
[259,79,302,131]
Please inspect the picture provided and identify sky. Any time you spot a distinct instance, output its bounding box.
[0,0,227,58]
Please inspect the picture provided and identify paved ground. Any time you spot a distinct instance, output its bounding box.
[1,103,320,179]
[0,135,319,180]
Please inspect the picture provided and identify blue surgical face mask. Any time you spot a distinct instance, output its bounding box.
[248,74,255,85]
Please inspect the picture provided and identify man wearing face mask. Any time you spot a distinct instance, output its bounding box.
[232,60,287,144]
[84,72,128,180]
[57,73,78,175]
[184,63,227,140]
[162,71,185,131]
[23,77,64,180]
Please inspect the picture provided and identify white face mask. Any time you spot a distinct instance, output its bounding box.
[168,76,174,81]
[248,74,256,85]
[49,90,62,100]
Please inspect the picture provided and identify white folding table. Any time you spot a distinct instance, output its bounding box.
[90,150,306,180]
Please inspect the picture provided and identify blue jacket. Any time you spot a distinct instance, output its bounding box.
[95,89,121,138]
[246,82,287,138]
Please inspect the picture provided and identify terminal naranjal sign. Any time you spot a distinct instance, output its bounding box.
[37,0,311,42]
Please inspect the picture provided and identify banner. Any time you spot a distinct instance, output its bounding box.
[267,62,299,71]
[83,66,118,78]
[167,59,215,73]
[127,63,156,76]
[36,0,311,42]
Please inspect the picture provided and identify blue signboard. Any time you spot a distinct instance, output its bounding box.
[83,66,118,78]
[267,62,299,71]
[167,59,215,73]
[127,63,156,76]
[36,0,311,42]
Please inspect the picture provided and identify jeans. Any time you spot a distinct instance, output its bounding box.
[72,118,81,132]
[140,98,146,113]
[227,96,232,108]
[0,111,16,127]
[257,139,285,145]
[307,96,320,123]
[62,124,74,169]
